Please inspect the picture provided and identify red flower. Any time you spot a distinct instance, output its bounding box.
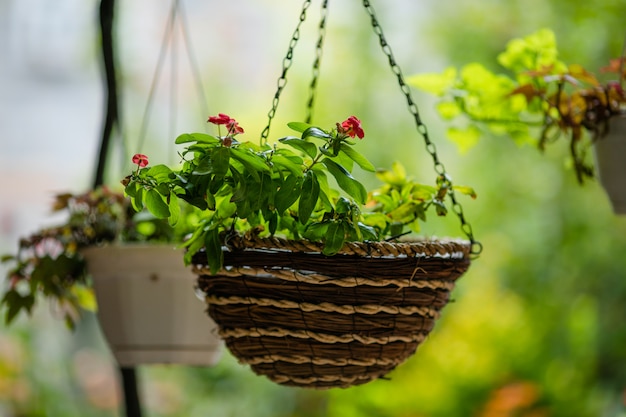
[226,120,244,135]
[340,116,365,139]
[207,113,234,126]
[132,153,149,168]
[208,113,244,136]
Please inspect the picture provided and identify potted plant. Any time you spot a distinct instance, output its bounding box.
[408,28,626,212]
[1,186,223,366]
[122,113,477,388]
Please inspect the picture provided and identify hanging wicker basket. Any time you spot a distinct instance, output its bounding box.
[192,233,471,389]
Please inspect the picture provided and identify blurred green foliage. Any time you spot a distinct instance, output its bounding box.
[2,0,626,416]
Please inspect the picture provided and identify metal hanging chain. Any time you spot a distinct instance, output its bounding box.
[361,0,482,255]
[260,0,312,146]
[304,0,329,124]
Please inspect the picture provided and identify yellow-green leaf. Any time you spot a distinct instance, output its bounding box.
[71,285,97,312]
[407,67,457,96]
[446,126,481,154]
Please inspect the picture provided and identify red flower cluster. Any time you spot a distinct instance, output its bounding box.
[208,113,244,135]
[339,116,365,139]
[132,153,149,168]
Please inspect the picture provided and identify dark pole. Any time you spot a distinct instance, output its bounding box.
[120,367,143,417]
[97,1,143,416]
[95,0,119,188]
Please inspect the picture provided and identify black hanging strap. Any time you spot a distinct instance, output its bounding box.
[96,1,143,416]
[94,0,119,188]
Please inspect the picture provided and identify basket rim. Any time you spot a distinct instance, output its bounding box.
[222,233,471,259]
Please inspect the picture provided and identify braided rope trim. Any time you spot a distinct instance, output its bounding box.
[207,294,440,317]
[242,354,406,367]
[267,372,379,388]
[226,234,471,258]
[219,326,427,345]
[195,266,456,290]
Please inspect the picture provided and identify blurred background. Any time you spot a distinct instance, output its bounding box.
[1,0,626,416]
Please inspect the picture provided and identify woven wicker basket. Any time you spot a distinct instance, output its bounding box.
[192,234,471,389]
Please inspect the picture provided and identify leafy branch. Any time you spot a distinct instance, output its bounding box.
[124,115,475,273]
[409,29,626,183]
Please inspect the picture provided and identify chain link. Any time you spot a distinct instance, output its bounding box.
[260,0,312,146]
[362,0,482,255]
[305,0,328,124]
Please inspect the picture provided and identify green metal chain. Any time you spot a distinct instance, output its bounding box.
[260,0,312,146]
[304,0,328,124]
[362,0,482,256]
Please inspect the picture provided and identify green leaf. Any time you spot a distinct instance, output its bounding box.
[271,154,304,176]
[497,28,564,72]
[2,290,35,325]
[322,158,367,204]
[279,137,317,159]
[303,221,329,241]
[375,161,407,186]
[363,213,389,232]
[387,201,419,222]
[192,155,214,175]
[453,185,478,199]
[287,121,314,133]
[211,147,231,178]
[71,285,97,312]
[217,195,237,218]
[407,67,457,96]
[230,148,269,172]
[357,222,378,241]
[435,101,462,120]
[145,189,170,218]
[408,218,422,233]
[182,227,207,264]
[30,254,84,286]
[298,171,320,224]
[130,186,144,212]
[302,127,332,140]
[1,254,14,263]
[204,228,223,275]
[267,210,278,235]
[335,196,352,214]
[323,221,346,255]
[434,200,448,216]
[230,148,268,182]
[229,176,248,203]
[339,143,376,172]
[446,126,481,154]
[145,164,174,182]
[252,173,273,212]
[168,192,180,226]
[310,168,331,206]
[275,175,302,214]
[175,132,220,144]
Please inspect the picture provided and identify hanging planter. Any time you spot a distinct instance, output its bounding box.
[594,116,626,213]
[123,0,480,389]
[0,188,223,366]
[83,244,222,366]
[192,235,469,388]
[123,114,477,388]
[410,28,626,212]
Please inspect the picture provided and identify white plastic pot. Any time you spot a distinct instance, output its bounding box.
[82,244,222,366]
[594,116,626,214]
